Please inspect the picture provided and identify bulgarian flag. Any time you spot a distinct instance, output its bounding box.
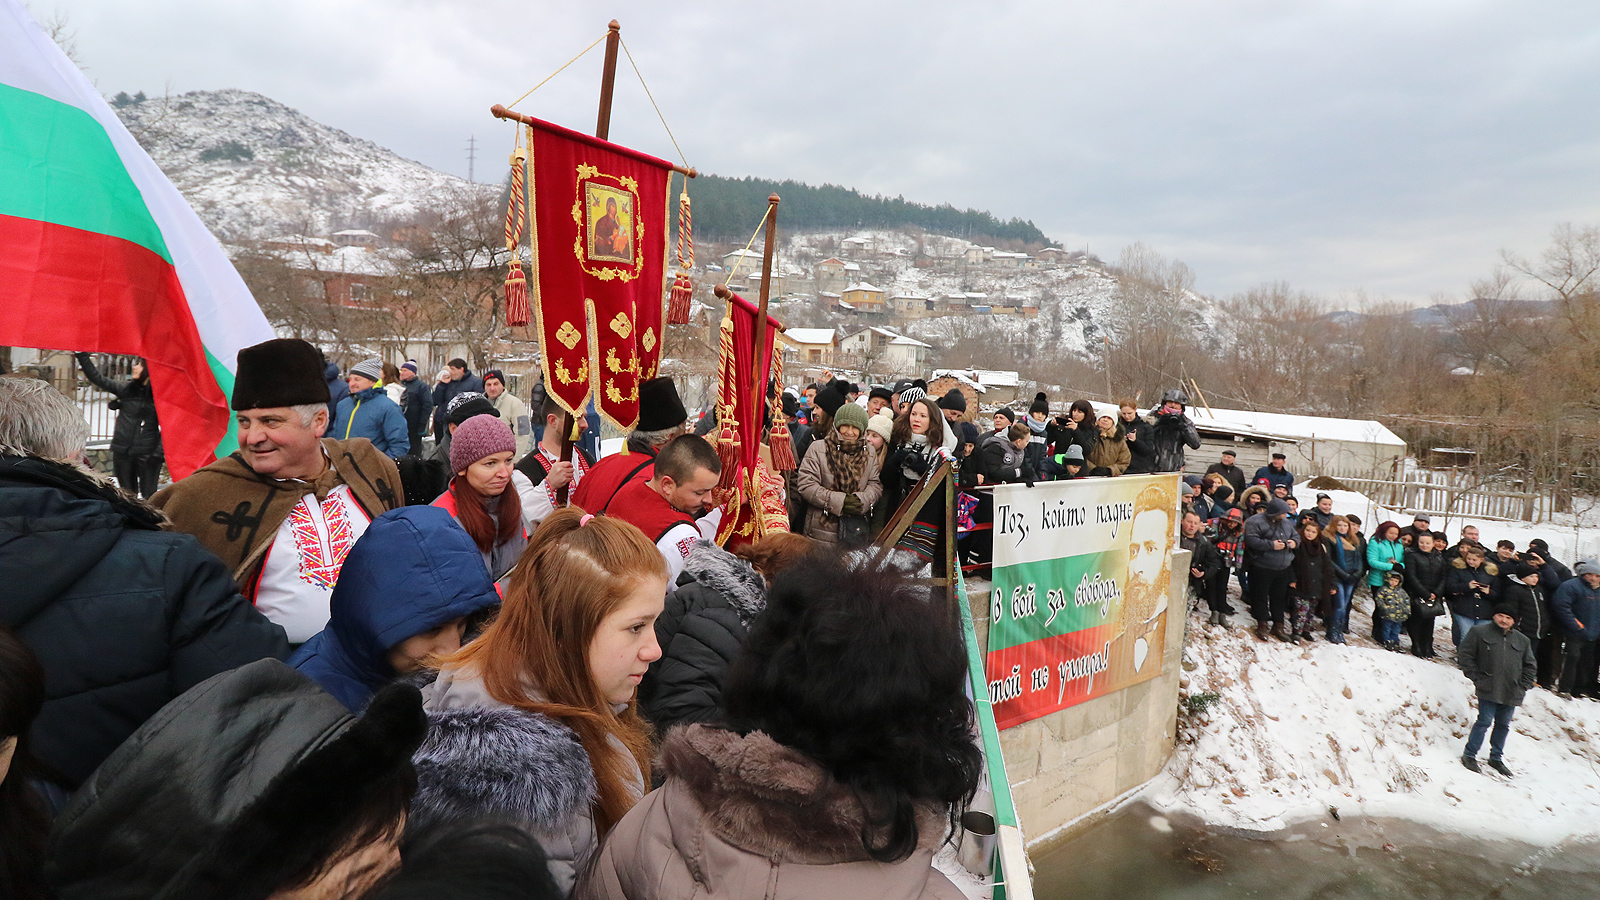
[0,0,273,478]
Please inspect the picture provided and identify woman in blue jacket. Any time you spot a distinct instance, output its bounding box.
[291,506,500,711]
[1366,521,1406,642]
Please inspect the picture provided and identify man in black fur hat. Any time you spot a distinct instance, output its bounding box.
[154,338,403,646]
[571,375,689,515]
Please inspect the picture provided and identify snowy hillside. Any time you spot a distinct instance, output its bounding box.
[113,89,477,238]
[783,229,1222,360]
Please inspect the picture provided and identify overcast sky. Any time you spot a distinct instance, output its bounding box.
[39,0,1600,306]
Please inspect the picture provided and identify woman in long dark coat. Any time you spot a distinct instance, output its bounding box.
[74,352,162,497]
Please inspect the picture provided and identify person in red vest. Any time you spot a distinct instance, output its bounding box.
[605,434,722,582]
[571,377,688,515]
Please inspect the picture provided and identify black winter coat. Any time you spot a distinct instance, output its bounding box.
[1403,548,1448,606]
[638,541,767,732]
[75,353,161,457]
[1150,411,1201,473]
[400,376,434,436]
[1180,532,1223,590]
[1503,581,1552,640]
[1444,559,1501,620]
[0,455,288,787]
[1290,540,1337,606]
[1122,416,1156,475]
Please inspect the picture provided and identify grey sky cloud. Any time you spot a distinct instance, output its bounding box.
[40,0,1600,305]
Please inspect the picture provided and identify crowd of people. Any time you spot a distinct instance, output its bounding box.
[1177,447,1600,775]
[767,376,1207,574]
[0,341,987,900]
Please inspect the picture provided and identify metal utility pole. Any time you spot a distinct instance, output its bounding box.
[465,135,477,183]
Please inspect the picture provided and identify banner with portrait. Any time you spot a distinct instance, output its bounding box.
[524,115,672,429]
[985,475,1180,730]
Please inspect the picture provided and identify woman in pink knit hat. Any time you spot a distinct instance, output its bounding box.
[433,413,533,580]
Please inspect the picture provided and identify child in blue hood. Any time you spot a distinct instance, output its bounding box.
[291,506,500,711]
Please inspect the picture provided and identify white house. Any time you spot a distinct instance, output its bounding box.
[721,248,764,277]
[839,326,932,378]
[780,327,837,365]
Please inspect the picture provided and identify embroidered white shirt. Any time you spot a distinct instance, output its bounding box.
[255,484,371,643]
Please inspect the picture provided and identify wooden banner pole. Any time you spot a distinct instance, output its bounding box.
[595,20,621,140]
[751,194,780,426]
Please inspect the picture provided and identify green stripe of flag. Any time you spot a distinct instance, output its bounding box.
[0,82,172,263]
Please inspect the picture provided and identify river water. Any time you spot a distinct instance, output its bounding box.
[1031,802,1600,900]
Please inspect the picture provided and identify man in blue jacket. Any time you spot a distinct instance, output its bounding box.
[330,357,409,458]
[1252,452,1295,494]
[431,358,485,444]
[1551,560,1600,698]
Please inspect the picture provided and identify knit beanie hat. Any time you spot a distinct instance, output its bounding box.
[401,359,419,374]
[958,421,979,446]
[348,357,383,382]
[449,414,516,474]
[833,402,868,434]
[868,385,894,402]
[815,386,846,417]
[482,368,505,386]
[1492,602,1519,622]
[1062,444,1085,463]
[867,411,894,442]
[1029,392,1049,416]
[445,392,500,426]
[899,387,927,407]
[938,388,967,413]
[993,407,1015,425]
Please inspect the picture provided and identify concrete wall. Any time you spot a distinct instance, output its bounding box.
[973,550,1189,849]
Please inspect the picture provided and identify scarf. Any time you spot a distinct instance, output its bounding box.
[1026,416,1048,440]
[824,433,868,497]
[151,438,401,584]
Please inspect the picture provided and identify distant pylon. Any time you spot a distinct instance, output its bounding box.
[466,135,477,183]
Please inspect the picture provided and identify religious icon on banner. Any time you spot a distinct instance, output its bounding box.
[585,184,635,263]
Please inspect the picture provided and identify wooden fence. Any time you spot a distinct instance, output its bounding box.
[1331,475,1538,522]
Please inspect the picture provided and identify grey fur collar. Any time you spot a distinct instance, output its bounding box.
[411,707,596,832]
[662,724,947,865]
[682,540,767,625]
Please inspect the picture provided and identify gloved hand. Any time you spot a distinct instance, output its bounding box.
[842,494,863,517]
[904,452,929,474]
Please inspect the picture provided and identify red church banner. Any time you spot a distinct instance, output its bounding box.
[524,115,671,429]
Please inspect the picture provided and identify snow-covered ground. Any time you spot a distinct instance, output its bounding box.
[1145,479,1600,846]
[1148,599,1600,846]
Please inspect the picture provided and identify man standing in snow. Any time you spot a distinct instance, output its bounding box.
[1457,604,1536,776]
[1204,449,1248,499]
[1251,452,1294,494]
[1244,497,1299,641]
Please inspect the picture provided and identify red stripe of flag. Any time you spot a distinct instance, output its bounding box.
[0,213,230,478]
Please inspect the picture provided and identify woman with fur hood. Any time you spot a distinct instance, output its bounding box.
[796,403,883,545]
[578,557,982,900]
[414,509,667,895]
[638,533,814,732]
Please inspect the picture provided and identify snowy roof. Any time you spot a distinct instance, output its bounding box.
[843,282,884,294]
[890,334,931,348]
[785,328,836,346]
[843,262,861,271]
[817,257,846,266]
[841,237,868,244]
[974,369,1020,386]
[333,229,379,237]
[837,300,856,310]
[818,291,841,298]
[931,370,987,393]
[1186,406,1406,448]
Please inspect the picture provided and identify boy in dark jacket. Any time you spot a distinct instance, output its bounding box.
[1458,605,1536,777]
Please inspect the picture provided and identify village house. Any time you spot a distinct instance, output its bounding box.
[838,326,932,378]
[841,282,887,315]
[779,327,837,365]
[721,247,764,278]
[890,292,934,318]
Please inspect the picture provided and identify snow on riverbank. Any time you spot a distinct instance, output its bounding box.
[1145,603,1600,846]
